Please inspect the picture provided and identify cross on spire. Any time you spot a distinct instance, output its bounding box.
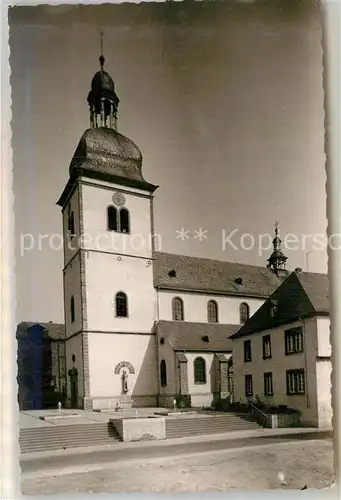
[274,220,279,236]
[99,31,105,70]
[88,32,119,130]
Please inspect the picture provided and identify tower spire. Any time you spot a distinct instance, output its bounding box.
[274,220,279,237]
[267,221,288,277]
[273,220,280,251]
[99,31,105,71]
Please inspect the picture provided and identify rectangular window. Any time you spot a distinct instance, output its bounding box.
[269,299,278,318]
[262,335,272,359]
[67,211,76,239]
[286,369,305,395]
[285,327,304,355]
[243,339,252,362]
[245,374,253,397]
[264,372,273,396]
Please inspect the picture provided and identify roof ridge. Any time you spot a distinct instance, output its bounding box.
[17,321,64,326]
[153,251,277,271]
[295,270,328,278]
[157,319,240,327]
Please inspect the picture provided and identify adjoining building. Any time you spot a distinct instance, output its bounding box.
[153,252,286,409]
[16,322,66,410]
[230,270,331,428]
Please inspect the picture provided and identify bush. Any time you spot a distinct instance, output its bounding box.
[226,401,249,413]
[267,406,300,415]
[176,395,191,408]
[212,398,223,411]
[212,397,232,411]
[43,389,65,408]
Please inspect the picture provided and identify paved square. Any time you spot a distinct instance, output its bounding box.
[22,439,334,494]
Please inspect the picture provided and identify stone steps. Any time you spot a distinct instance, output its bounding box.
[19,422,120,454]
[165,413,261,439]
[20,413,262,453]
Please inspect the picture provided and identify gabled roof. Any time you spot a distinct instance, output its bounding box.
[295,272,329,314]
[16,322,65,340]
[156,320,237,352]
[153,252,284,298]
[230,271,329,339]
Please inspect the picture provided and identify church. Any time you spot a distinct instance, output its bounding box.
[19,53,291,411]
[53,52,292,411]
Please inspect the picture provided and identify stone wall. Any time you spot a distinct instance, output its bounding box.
[87,332,158,408]
[158,290,264,324]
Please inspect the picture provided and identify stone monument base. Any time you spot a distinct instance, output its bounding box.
[110,416,166,442]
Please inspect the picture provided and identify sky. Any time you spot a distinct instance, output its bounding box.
[10,1,327,324]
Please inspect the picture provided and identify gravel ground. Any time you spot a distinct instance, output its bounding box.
[22,439,334,494]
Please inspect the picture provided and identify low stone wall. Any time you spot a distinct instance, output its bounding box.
[131,395,158,407]
[90,398,121,411]
[190,393,213,408]
[264,413,301,428]
[158,395,175,408]
[84,395,158,411]
[110,416,166,442]
[318,411,333,429]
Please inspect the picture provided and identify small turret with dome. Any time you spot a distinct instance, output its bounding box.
[267,221,288,277]
[87,38,119,130]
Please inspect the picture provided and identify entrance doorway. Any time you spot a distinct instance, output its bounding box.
[68,367,78,408]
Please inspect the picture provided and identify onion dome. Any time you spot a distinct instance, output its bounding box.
[87,55,119,129]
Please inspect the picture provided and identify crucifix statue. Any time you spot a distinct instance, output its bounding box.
[121,370,129,394]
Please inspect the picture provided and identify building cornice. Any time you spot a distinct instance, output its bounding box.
[230,312,330,340]
[65,329,155,341]
[57,171,158,208]
[155,285,270,300]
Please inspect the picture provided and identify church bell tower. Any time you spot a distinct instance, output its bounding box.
[57,46,159,410]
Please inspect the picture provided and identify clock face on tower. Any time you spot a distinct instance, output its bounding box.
[112,191,126,208]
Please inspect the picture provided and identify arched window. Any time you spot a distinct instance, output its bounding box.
[160,360,167,387]
[68,211,75,238]
[207,300,218,323]
[104,99,112,124]
[240,302,250,324]
[107,206,130,234]
[116,292,128,318]
[70,296,75,323]
[194,357,206,384]
[107,206,118,231]
[120,208,130,234]
[172,297,184,321]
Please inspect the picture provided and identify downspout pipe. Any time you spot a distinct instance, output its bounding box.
[300,317,309,409]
